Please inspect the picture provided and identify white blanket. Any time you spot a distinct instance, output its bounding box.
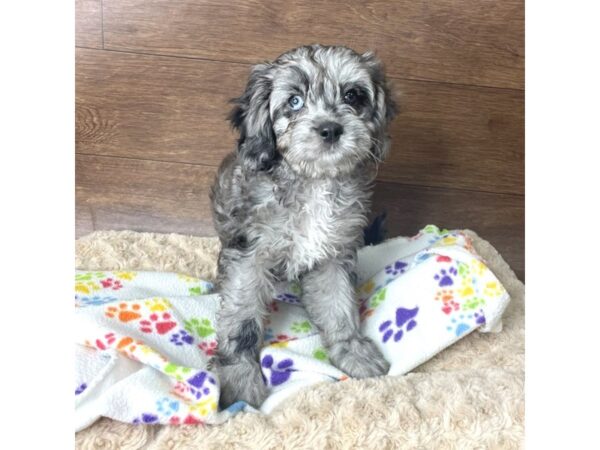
[74,225,510,431]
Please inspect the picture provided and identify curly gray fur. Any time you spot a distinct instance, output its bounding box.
[209,44,396,408]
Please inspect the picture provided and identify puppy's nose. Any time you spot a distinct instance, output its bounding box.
[317,121,344,144]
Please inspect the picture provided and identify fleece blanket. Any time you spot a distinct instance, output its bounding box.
[75,225,510,431]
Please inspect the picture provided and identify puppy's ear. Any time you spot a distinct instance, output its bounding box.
[228,63,280,172]
[361,51,398,161]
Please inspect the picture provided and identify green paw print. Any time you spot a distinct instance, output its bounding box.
[291,320,312,333]
[370,287,387,308]
[423,225,449,236]
[313,348,329,362]
[164,363,193,381]
[457,262,470,278]
[189,286,204,295]
[75,272,105,281]
[289,281,302,296]
[184,318,215,338]
[462,297,485,311]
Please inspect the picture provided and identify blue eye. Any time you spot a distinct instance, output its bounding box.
[288,95,304,111]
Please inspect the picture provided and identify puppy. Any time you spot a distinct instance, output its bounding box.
[209,44,397,407]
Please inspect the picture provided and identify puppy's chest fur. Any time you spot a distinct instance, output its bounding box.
[250,171,370,279]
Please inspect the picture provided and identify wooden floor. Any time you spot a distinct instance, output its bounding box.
[76,0,524,280]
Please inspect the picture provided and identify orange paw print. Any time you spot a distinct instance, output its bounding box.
[434,289,454,303]
[105,303,142,322]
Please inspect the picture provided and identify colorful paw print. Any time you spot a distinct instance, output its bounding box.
[483,281,504,298]
[187,371,217,400]
[267,301,280,313]
[140,312,177,335]
[75,280,101,294]
[144,298,172,312]
[78,295,117,307]
[189,286,204,295]
[370,287,387,308]
[457,278,476,298]
[170,329,195,346]
[275,292,301,304]
[198,340,217,356]
[359,279,376,296]
[290,320,312,333]
[379,306,419,343]
[447,310,486,336]
[114,271,137,281]
[100,278,123,290]
[184,317,215,338]
[132,413,159,425]
[434,289,454,303]
[75,383,87,395]
[261,355,295,386]
[156,397,180,417]
[189,397,218,417]
[164,363,193,381]
[105,302,142,322]
[462,297,486,311]
[313,348,329,362]
[434,267,458,287]
[385,260,408,276]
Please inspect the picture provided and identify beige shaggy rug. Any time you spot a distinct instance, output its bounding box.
[75,230,524,449]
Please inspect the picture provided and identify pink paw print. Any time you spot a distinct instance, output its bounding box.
[198,341,217,356]
[100,278,123,290]
[95,332,116,350]
[441,300,460,315]
[140,313,177,335]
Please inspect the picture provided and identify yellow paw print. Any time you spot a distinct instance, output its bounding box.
[483,281,504,298]
[177,273,200,283]
[457,279,475,298]
[359,280,375,296]
[114,271,137,281]
[144,297,172,312]
[470,260,487,276]
[189,397,217,416]
[75,281,101,294]
[269,341,290,349]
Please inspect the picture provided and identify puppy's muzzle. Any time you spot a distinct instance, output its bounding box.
[316,121,344,144]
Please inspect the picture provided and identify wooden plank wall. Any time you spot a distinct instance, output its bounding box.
[76,0,524,279]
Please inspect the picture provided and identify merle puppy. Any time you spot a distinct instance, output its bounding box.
[209,44,396,407]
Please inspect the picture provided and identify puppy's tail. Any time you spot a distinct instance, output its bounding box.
[363,211,387,246]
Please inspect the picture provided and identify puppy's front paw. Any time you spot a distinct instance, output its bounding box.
[329,335,390,378]
[215,356,268,408]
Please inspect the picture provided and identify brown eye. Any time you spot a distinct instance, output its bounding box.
[344,89,358,105]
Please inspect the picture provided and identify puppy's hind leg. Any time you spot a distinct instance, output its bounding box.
[212,248,273,408]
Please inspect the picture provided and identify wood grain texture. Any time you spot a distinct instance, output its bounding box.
[76,154,524,280]
[76,155,218,236]
[76,48,523,194]
[102,0,523,89]
[75,0,103,48]
[370,182,524,280]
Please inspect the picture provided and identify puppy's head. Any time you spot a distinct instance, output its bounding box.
[229,45,396,177]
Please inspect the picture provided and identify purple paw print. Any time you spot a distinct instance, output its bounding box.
[186,371,217,399]
[379,306,419,343]
[261,355,295,386]
[132,413,159,425]
[170,329,195,346]
[75,383,87,395]
[385,260,408,276]
[275,293,301,304]
[434,267,457,287]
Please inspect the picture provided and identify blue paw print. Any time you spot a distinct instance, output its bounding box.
[132,413,159,425]
[264,327,275,341]
[170,329,195,346]
[447,310,486,336]
[186,371,217,399]
[78,295,118,307]
[75,383,87,395]
[385,260,408,276]
[379,306,419,343]
[156,397,180,416]
[275,293,301,304]
[261,355,295,386]
[434,267,457,287]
